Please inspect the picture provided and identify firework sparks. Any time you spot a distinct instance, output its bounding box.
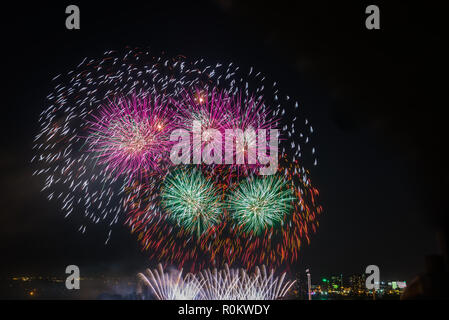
[86,96,175,179]
[137,264,203,300]
[222,157,322,269]
[161,167,223,237]
[227,174,295,235]
[137,264,295,300]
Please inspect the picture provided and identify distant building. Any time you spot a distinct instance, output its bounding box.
[329,275,343,292]
[349,274,367,295]
[294,272,310,300]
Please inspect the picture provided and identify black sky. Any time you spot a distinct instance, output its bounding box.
[0,1,446,283]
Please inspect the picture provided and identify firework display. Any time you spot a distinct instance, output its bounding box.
[137,264,296,300]
[33,47,321,274]
[126,156,321,271]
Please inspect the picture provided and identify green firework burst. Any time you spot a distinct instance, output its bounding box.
[227,175,295,235]
[161,167,223,237]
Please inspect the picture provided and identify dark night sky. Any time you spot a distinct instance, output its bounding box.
[0,1,447,284]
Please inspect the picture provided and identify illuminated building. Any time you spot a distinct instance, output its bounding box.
[349,274,367,295]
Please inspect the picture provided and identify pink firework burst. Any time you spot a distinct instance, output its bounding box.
[86,95,176,179]
[173,88,279,178]
[174,89,234,133]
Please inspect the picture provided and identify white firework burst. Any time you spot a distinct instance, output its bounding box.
[137,264,203,300]
[137,264,295,300]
